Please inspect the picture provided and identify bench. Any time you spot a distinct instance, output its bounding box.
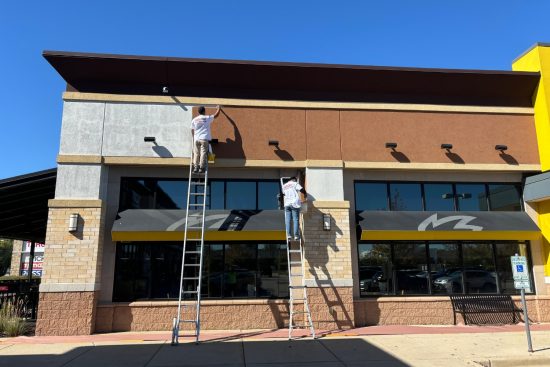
[450,295,523,325]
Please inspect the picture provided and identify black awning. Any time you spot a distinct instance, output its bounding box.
[357,211,540,241]
[111,209,286,241]
[0,169,57,242]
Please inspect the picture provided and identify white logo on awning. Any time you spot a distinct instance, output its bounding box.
[418,214,483,231]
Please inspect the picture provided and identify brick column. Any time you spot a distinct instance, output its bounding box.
[9,240,23,276]
[35,199,105,336]
[302,200,354,330]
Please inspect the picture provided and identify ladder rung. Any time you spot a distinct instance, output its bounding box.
[289,250,302,253]
[181,320,196,323]
[291,311,309,314]
[289,285,307,289]
[190,182,205,185]
[185,250,202,254]
[290,274,302,277]
[189,193,206,196]
[184,277,200,280]
[289,261,302,265]
[291,298,307,301]
[188,203,205,206]
[183,290,198,294]
[184,263,201,267]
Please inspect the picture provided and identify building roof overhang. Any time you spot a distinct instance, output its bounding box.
[43,50,540,107]
[0,169,56,242]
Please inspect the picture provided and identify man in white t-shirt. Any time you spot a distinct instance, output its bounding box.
[282,177,307,240]
[191,105,221,173]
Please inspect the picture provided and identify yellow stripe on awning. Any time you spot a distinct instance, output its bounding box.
[361,230,541,241]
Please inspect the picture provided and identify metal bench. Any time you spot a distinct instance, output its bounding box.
[450,295,522,325]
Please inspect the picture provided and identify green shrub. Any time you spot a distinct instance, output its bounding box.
[0,300,29,337]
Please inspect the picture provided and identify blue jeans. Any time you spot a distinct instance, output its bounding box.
[285,206,300,238]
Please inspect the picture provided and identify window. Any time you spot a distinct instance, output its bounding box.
[488,184,522,211]
[119,178,280,211]
[113,242,288,301]
[389,183,423,211]
[355,183,388,211]
[357,241,533,297]
[354,181,521,212]
[424,183,454,211]
[455,184,488,211]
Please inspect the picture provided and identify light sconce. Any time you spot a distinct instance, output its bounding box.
[385,142,397,150]
[162,86,169,94]
[268,140,279,147]
[144,136,156,143]
[495,145,508,152]
[441,143,453,150]
[68,213,79,232]
[322,213,331,231]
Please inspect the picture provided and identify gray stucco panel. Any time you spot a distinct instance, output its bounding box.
[524,171,550,202]
[55,164,105,199]
[101,103,193,158]
[59,101,105,155]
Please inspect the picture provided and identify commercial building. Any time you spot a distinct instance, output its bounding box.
[11,45,550,335]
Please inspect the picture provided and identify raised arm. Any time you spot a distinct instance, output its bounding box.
[213,105,221,118]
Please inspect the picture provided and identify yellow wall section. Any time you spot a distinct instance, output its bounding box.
[514,44,550,277]
[513,46,550,171]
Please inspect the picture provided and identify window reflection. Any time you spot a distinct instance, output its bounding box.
[488,184,522,211]
[424,184,454,211]
[355,183,388,211]
[429,243,462,294]
[455,184,488,211]
[358,243,392,295]
[389,183,423,211]
[393,243,428,295]
[495,242,532,294]
[462,243,497,294]
[258,182,280,210]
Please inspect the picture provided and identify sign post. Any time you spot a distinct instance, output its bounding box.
[511,254,533,353]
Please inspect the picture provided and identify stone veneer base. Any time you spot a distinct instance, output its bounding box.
[35,291,98,336]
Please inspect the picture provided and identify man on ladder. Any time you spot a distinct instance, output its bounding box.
[191,105,221,173]
[281,176,307,241]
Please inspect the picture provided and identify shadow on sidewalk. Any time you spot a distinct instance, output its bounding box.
[0,338,410,366]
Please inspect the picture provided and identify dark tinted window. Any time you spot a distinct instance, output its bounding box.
[488,184,522,211]
[462,243,497,294]
[209,181,225,209]
[156,181,187,209]
[355,183,388,211]
[226,181,256,209]
[357,243,392,296]
[455,184,488,211]
[393,243,429,295]
[258,182,280,210]
[389,183,423,211]
[113,242,287,301]
[424,183,454,211]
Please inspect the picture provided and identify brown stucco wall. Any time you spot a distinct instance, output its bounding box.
[197,107,539,165]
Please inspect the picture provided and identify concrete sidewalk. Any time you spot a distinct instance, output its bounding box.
[2,325,550,366]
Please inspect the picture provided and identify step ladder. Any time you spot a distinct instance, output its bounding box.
[280,177,315,340]
[171,159,209,345]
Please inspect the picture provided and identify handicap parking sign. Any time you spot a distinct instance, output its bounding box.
[517,264,524,272]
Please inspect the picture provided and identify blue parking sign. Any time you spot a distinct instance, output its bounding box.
[517,265,524,272]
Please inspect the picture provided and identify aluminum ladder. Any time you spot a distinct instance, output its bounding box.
[280,177,316,340]
[171,156,209,345]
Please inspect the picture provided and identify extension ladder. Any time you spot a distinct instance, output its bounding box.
[171,156,209,345]
[280,177,316,340]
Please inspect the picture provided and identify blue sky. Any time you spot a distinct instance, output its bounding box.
[1,0,550,179]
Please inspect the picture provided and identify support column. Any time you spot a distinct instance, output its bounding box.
[9,240,23,276]
[35,199,105,336]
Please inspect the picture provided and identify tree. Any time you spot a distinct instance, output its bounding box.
[0,238,14,276]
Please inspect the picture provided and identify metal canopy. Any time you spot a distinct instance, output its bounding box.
[0,169,56,242]
[357,211,540,241]
[111,209,286,242]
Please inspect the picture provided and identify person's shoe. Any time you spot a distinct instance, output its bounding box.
[192,165,199,173]
[198,167,206,174]
[294,236,300,241]
[287,236,292,241]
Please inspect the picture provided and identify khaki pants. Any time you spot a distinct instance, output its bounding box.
[193,140,209,168]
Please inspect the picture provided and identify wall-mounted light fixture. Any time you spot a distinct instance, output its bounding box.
[68,213,79,232]
[268,140,279,147]
[322,213,331,231]
[144,136,156,143]
[162,86,169,94]
[495,144,508,152]
[441,143,453,150]
[441,193,454,199]
[385,142,398,149]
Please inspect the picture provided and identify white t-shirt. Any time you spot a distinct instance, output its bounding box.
[191,114,215,141]
[282,181,303,208]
